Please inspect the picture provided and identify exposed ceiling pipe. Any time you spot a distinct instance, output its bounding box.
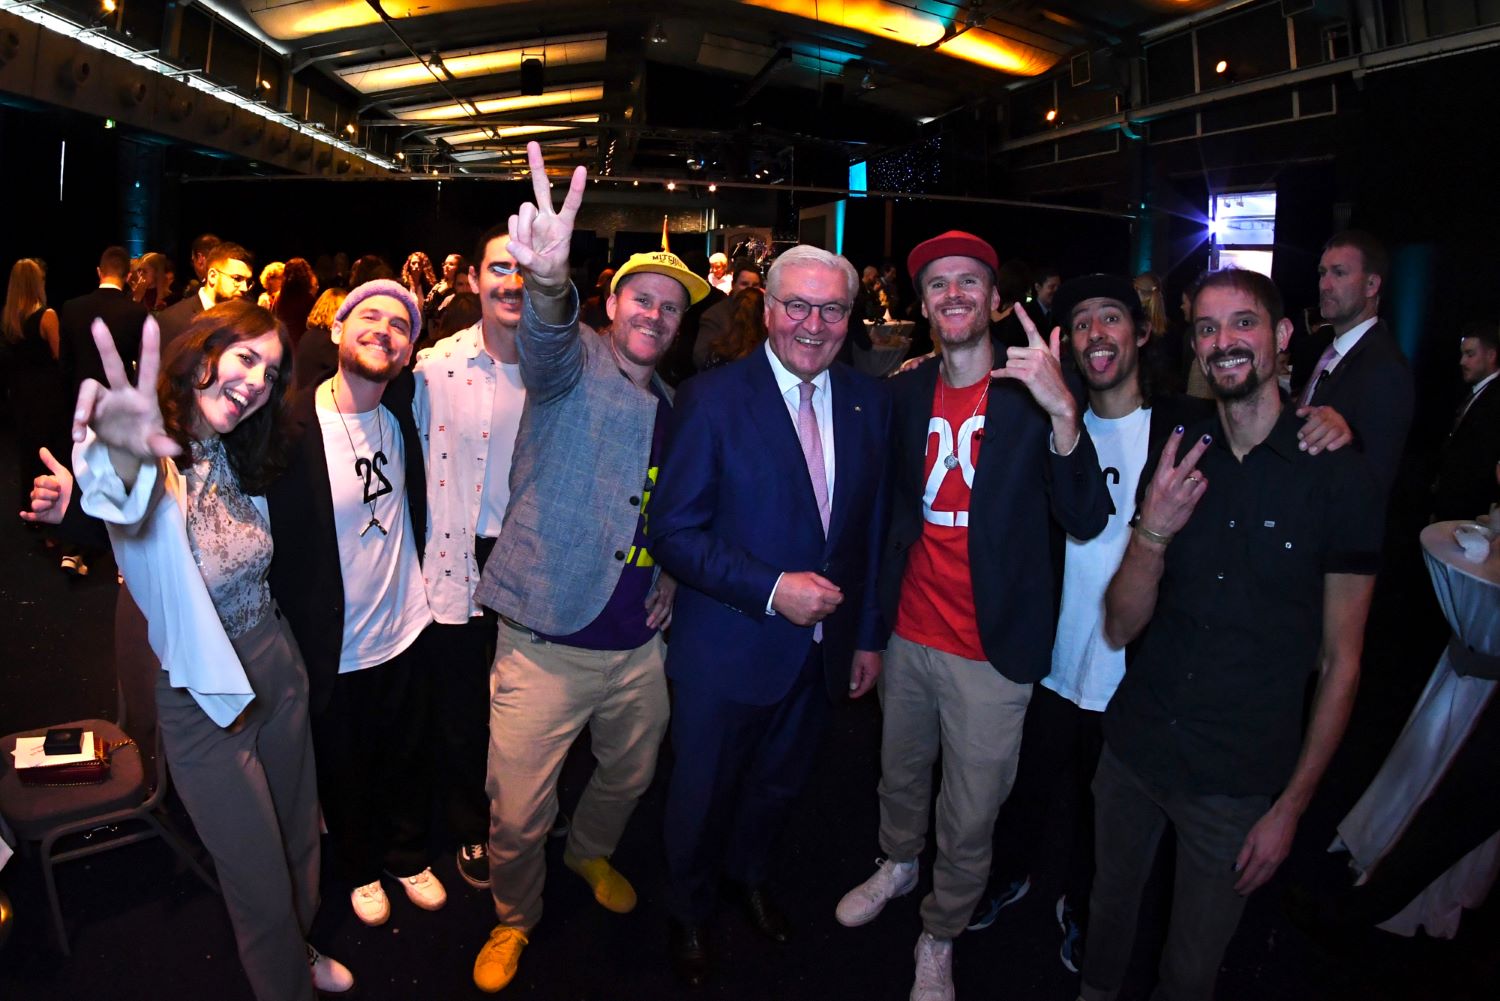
[360,0,493,147]
[735,45,793,107]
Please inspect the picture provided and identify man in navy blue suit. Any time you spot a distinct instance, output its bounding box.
[652,244,891,987]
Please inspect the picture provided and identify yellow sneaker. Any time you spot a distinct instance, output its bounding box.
[563,850,638,914]
[473,925,528,993]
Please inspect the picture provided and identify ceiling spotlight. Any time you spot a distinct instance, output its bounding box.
[861,70,876,91]
[963,2,985,28]
[101,0,117,14]
[708,183,717,193]
[396,151,405,160]
[667,181,676,191]
[1215,59,1228,75]
[345,123,356,135]
[649,21,668,45]
[1044,108,1058,122]
[632,179,639,186]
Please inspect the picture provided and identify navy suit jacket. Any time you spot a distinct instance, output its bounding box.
[653,348,891,706]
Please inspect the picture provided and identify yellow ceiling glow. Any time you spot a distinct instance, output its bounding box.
[394,84,606,122]
[435,116,600,146]
[336,35,608,94]
[743,0,946,47]
[938,31,1058,76]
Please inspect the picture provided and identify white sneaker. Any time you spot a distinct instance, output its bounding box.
[307,943,355,994]
[389,866,447,911]
[836,857,918,927]
[911,931,955,1001]
[351,879,390,926]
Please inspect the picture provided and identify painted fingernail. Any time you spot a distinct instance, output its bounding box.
[1174,425,1184,434]
[1202,434,1212,444]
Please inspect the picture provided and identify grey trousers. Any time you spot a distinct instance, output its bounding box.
[1080,744,1270,1001]
[156,605,321,1001]
[877,633,1032,938]
[486,623,670,929]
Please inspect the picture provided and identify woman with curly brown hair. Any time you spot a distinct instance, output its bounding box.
[66,301,353,999]
[402,251,437,304]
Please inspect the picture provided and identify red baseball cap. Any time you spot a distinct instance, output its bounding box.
[906,231,999,288]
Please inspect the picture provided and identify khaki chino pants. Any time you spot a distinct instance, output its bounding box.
[485,622,670,929]
[877,633,1032,939]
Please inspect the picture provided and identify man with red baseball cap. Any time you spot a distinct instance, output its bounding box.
[833,231,1109,1001]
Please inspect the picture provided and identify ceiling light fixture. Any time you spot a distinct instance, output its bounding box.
[649,22,668,45]
[1215,59,1228,74]
[667,181,676,191]
[708,183,717,193]
[1045,108,1058,122]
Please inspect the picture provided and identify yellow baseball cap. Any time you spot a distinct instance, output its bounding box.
[610,251,712,305]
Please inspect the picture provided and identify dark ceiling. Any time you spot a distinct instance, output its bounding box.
[226,0,1229,180]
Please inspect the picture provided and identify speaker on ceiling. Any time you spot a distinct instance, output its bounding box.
[520,58,544,96]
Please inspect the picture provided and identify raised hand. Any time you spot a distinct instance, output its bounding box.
[19,447,73,525]
[506,140,587,294]
[1136,426,1212,542]
[992,305,1075,421]
[73,316,179,465]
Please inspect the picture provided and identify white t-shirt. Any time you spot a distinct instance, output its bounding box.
[316,396,432,673]
[474,360,525,539]
[1041,405,1151,712]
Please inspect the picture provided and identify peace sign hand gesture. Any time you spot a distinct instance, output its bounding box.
[992,304,1080,451]
[1136,426,1212,543]
[507,140,588,295]
[72,316,179,485]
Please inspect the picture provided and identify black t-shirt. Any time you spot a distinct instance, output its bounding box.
[1104,407,1383,798]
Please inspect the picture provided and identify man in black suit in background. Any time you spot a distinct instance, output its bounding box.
[1431,321,1500,521]
[156,241,255,348]
[54,245,149,576]
[1293,230,1414,494]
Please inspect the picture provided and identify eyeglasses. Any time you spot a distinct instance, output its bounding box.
[487,262,520,277]
[767,292,849,324]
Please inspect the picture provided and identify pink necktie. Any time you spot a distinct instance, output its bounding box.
[797,381,829,641]
[1299,342,1340,407]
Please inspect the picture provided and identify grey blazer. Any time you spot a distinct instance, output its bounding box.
[474,286,670,634]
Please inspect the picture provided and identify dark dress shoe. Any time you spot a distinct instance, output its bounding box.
[668,918,709,987]
[738,884,791,943]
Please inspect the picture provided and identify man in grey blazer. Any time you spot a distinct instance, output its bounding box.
[468,142,709,994]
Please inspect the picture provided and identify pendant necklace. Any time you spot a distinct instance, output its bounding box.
[331,375,389,537]
[938,366,990,470]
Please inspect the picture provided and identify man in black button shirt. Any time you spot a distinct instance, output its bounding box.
[1078,268,1383,1001]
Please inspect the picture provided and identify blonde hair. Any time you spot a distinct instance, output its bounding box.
[1133,272,1167,339]
[260,260,286,287]
[2,258,46,344]
[306,286,349,331]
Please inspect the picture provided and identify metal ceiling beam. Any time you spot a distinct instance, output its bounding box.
[1002,21,1500,151]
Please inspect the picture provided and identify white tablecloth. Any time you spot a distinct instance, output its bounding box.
[1331,521,1500,937]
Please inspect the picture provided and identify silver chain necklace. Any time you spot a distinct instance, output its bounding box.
[330,375,389,537]
[937,367,990,470]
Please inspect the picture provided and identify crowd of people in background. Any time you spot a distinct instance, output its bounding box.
[2,137,1499,1001]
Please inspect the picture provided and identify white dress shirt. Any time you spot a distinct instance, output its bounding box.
[1323,316,1380,377]
[413,322,527,624]
[762,342,836,613]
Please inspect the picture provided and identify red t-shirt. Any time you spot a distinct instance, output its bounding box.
[893,376,989,661]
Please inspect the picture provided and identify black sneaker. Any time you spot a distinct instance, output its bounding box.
[966,875,1031,931]
[458,843,490,889]
[1057,895,1086,974]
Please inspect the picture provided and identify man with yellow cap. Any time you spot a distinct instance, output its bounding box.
[469,142,710,993]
